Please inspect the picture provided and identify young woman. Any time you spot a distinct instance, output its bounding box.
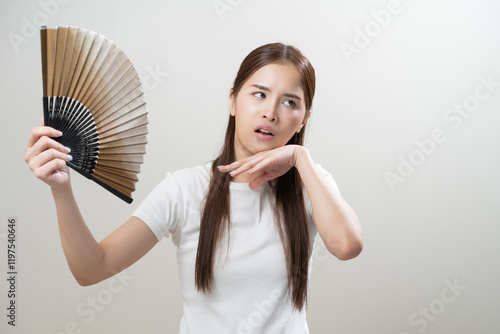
[25,43,363,333]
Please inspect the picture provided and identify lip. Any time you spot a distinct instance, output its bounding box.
[254,125,275,141]
[254,125,275,136]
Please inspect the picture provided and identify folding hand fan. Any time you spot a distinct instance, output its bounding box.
[40,26,148,203]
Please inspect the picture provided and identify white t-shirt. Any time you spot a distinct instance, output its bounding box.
[132,162,340,334]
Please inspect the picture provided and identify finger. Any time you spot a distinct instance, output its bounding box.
[33,157,68,181]
[25,135,70,165]
[28,147,72,173]
[218,154,255,169]
[249,173,274,189]
[26,126,63,151]
[217,149,271,170]
[246,157,273,175]
[25,136,66,165]
[217,163,236,173]
[224,156,265,177]
[217,158,249,175]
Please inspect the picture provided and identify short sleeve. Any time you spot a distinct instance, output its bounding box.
[304,164,341,215]
[132,172,184,242]
[316,163,340,195]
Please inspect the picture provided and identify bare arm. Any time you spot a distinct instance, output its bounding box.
[52,186,157,285]
[25,126,158,286]
[217,145,363,261]
[293,146,363,260]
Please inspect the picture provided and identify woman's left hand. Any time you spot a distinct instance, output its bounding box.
[217,145,304,189]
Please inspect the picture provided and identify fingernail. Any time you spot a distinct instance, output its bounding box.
[229,170,236,175]
[54,130,63,136]
[63,146,71,153]
[67,154,73,161]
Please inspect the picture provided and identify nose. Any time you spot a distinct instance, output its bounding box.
[262,102,278,121]
[263,114,275,121]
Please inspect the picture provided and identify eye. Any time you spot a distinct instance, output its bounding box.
[284,100,296,108]
[253,92,265,99]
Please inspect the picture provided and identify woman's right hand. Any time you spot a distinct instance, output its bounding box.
[25,126,73,190]
[25,126,158,286]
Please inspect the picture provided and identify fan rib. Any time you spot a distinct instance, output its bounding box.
[59,27,78,97]
[40,26,148,203]
[53,27,68,97]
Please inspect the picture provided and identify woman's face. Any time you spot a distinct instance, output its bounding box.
[230,62,309,160]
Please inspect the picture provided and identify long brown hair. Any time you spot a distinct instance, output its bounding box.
[195,43,316,310]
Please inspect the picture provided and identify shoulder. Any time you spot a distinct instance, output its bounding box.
[139,162,212,204]
[158,162,212,205]
[132,162,212,241]
[169,162,211,190]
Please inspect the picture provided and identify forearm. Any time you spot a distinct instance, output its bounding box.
[295,146,363,260]
[25,126,149,285]
[51,185,106,285]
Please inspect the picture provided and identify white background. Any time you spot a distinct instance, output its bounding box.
[1,0,499,333]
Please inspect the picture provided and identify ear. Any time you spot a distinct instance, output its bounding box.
[229,90,236,116]
[303,109,311,124]
[297,110,311,133]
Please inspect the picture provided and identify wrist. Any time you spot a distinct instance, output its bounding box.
[51,183,73,200]
[293,145,311,169]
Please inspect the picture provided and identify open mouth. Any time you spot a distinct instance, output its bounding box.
[255,129,274,136]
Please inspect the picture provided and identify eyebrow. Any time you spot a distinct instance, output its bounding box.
[251,84,302,100]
